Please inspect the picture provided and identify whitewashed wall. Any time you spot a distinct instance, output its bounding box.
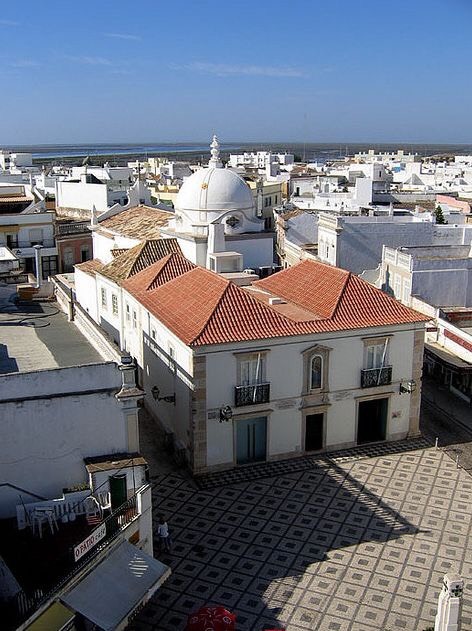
[96,274,123,345]
[74,267,99,322]
[57,181,109,212]
[203,324,420,468]
[0,363,131,517]
[92,231,140,264]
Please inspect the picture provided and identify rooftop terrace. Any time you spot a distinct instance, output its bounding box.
[0,285,102,374]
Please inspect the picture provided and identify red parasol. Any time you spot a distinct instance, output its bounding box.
[186,606,236,631]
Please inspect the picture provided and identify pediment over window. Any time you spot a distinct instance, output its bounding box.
[301,343,332,358]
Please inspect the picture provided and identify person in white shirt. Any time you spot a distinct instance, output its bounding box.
[157,514,171,552]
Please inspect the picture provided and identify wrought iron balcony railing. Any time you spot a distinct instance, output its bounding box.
[234,382,270,407]
[361,366,392,388]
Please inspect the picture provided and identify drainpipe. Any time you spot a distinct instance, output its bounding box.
[33,244,43,288]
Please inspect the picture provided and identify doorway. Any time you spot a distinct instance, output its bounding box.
[357,398,388,444]
[109,474,127,510]
[236,417,267,465]
[305,413,324,451]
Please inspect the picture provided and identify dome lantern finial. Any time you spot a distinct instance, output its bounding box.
[209,134,222,168]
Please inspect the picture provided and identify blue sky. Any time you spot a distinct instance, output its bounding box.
[1,0,471,144]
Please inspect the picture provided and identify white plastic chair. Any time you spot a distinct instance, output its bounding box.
[31,508,58,538]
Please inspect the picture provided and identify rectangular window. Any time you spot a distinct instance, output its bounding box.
[402,279,411,304]
[6,234,18,248]
[238,353,266,385]
[101,288,107,308]
[364,340,389,369]
[41,255,58,279]
[126,304,130,322]
[151,329,156,340]
[29,228,43,245]
[112,294,118,315]
[132,310,137,329]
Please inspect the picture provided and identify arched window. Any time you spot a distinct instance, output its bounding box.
[310,355,323,390]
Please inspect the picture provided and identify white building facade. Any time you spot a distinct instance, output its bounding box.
[121,260,426,474]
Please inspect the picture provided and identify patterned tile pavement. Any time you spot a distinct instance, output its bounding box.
[128,441,472,630]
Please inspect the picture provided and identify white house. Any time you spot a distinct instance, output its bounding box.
[121,259,426,475]
[75,238,183,345]
[90,204,174,264]
[378,244,472,404]
[0,184,58,278]
[317,212,472,274]
[55,165,157,221]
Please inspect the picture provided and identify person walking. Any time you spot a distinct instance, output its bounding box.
[157,515,171,552]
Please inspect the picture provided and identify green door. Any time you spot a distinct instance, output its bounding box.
[109,474,127,510]
[236,417,267,464]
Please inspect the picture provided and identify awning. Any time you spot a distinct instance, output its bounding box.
[24,601,75,631]
[425,342,472,370]
[61,542,170,631]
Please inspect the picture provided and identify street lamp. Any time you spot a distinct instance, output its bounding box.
[219,405,233,423]
[399,379,417,395]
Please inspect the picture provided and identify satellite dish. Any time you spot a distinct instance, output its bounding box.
[82,155,91,166]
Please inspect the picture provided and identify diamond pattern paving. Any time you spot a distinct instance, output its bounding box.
[128,446,472,630]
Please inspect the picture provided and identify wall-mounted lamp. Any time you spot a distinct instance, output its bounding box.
[219,405,233,423]
[151,386,176,404]
[399,379,417,395]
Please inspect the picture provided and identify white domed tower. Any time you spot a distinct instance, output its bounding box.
[163,135,274,272]
[173,135,263,236]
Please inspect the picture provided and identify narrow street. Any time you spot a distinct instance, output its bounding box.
[420,375,472,473]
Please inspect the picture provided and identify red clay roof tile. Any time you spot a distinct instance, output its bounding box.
[124,259,427,347]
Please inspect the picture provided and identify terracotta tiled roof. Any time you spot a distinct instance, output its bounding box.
[122,253,196,294]
[99,205,173,239]
[74,258,105,276]
[126,266,302,347]
[111,248,128,258]
[124,259,427,348]
[99,239,182,283]
[0,196,33,203]
[256,260,349,319]
[255,260,428,330]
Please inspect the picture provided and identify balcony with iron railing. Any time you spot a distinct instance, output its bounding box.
[2,487,146,630]
[234,382,270,407]
[360,366,392,388]
[7,239,56,249]
[56,222,89,236]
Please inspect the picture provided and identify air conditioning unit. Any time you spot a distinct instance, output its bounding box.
[243,268,256,274]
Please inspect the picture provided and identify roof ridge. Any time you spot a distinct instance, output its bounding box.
[329,269,351,319]
[100,242,143,279]
[127,241,147,277]
[188,272,231,345]
[191,278,301,346]
[144,253,173,290]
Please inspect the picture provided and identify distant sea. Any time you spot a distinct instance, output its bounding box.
[4,142,472,165]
